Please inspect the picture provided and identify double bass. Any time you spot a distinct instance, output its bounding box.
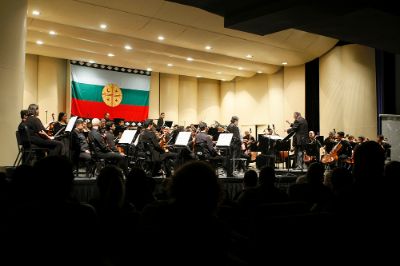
[321,141,342,164]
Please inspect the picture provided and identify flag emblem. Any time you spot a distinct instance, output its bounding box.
[102,83,123,107]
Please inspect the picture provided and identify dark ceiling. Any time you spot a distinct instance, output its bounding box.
[168,0,400,54]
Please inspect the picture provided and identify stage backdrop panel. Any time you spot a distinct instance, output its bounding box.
[380,114,400,161]
[70,61,151,121]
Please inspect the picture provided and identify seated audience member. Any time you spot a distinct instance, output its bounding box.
[125,167,156,211]
[141,161,232,265]
[234,170,258,201]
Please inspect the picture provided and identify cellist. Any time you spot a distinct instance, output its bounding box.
[335,131,352,167]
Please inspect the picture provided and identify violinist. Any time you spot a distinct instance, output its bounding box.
[347,135,357,150]
[304,131,322,163]
[53,112,68,136]
[194,122,217,159]
[104,122,119,153]
[138,119,176,177]
[243,131,256,154]
[24,104,65,156]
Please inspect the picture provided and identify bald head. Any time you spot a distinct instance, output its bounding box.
[92,118,101,127]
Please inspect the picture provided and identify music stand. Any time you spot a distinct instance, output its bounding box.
[118,130,137,158]
[174,131,191,147]
[65,116,78,132]
[119,130,137,144]
[164,121,173,128]
[275,132,295,177]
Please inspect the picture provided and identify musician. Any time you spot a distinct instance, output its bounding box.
[104,112,111,122]
[23,104,64,156]
[71,118,91,163]
[18,109,28,129]
[88,118,128,174]
[139,119,175,176]
[157,112,165,131]
[357,136,366,144]
[53,112,68,135]
[377,135,391,160]
[347,135,357,150]
[286,112,308,170]
[323,131,336,154]
[335,131,352,167]
[243,131,256,152]
[195,122,217,158]
[227,116,242,176]
[104,122,118,152]
[305,131,322,162]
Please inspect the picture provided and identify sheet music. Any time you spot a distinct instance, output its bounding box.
[65,116,78,132]
[216,133,233,147]
[119,130,137,144]
[267,135,284,140]
[174,131,191,146]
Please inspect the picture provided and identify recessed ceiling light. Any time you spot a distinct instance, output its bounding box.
[36,40,43,45]
[32,10,40,16]
[124,45,132,50]
[147,67,152,71]
[196,75,202,78]
[238,67,243,70]
[282,62,288,65]
[186,57,193,61]
[205,45,212,50]
[222,79,226,81]
[257,70,263,74]
[89,60,95,64]
[216,71,222,74]
[158,36,165,41]
[246,54,253,59]
[107,53,114,57]
[167,63,173,67]
[49,30,56,35]
[100,24,107,29]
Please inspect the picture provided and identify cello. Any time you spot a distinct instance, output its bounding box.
[321,141,342,164]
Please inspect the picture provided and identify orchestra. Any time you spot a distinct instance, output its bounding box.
[17,105,393,177]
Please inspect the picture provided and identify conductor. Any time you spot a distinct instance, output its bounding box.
[286,112,308,170]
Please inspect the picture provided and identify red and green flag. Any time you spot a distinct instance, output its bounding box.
[71,61,150,121]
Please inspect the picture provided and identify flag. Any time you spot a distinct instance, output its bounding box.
[70,61,151,121]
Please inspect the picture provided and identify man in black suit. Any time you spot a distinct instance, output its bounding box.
[156,112,165,131]
[226,116,242,176]
[286,112,308,170]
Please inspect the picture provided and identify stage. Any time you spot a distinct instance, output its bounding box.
[71,169,304,203]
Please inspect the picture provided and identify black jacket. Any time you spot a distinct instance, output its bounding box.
[88,128,110,154]
[287,117,308,146]
[72,128,89,153]
[227,123,241,145]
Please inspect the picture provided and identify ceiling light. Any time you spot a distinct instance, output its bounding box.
[282,62,288,65]
[89,60,95,64]
[222,79,226,81]
[32,10,40,16]
[246,54,253,59]
[217,71,222,74]
[205,46,212,50]
[158,36,165,41]
[196,75,202,78]
[238,67,243,70]
[100,24,107,29]
[147,67,152,71]
[36,40,43,45]
[257,70,263,74]
[186,57,193,61]
[107,53,114,57]
[49,30,56,35]
[124,45,132,50]
[167,63,173,67]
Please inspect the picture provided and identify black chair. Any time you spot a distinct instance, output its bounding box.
[14,131,23,166]
[18,125,48,165]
